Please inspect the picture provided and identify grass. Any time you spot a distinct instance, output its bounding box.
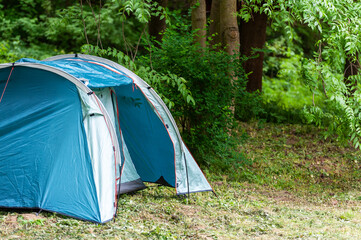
[1,122,361,239]
[237,122,361,194]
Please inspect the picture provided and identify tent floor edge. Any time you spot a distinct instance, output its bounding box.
[0,206,105,223]
[117,178,146,195]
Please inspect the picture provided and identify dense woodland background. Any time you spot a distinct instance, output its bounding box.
[3,1,361,238]
[1,0,361,176]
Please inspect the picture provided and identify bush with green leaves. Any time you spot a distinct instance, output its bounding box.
[290,0,361,148]
[0,0,151,58]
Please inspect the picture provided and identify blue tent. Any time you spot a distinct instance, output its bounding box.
[0,54,213,223]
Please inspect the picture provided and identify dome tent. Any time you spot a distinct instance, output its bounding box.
[0,54,213,223]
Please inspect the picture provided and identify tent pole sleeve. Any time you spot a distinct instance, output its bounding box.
[0,66,14,104]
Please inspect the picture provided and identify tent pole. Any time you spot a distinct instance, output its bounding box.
[113,91,125,221]
[183,152,190,201]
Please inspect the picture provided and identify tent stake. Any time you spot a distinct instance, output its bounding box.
[36,209,42,216]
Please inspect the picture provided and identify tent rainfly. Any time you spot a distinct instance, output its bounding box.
[0,54,213,223]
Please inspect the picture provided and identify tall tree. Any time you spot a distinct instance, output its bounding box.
[209,0,221,48]
[191,0,207,49]
[220,0,239,57]
[240,10,267,93]
[148,0,168,46]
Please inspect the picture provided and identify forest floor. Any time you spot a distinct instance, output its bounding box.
[1,122,361,239]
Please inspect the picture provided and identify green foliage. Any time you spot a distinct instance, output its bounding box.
[299,55,361,148]
[120,0,169,25]
[0,0,150,56]
[236,31,320,124]
[238,0,361,149]
[0,40,61,63]
[235,90,265,122]
[136,66,195,109]
[121,0,152,23]
[284,1,361,149]
[205,124,251,180]
[260,35,325,123]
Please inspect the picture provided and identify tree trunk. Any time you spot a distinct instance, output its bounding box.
[191,0,207,49]
[344,54,359,95]
[209,0,221,48]
[240,12,267,93]
[149,0,168,46]
[220,0,239,56]
[219,0,239,116]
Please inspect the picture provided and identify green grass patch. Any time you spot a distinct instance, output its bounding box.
[210,122,361,196]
